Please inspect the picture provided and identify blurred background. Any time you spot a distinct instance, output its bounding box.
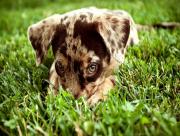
[0,0,179,35]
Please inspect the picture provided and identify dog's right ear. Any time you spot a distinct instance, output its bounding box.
[27,14,61,66]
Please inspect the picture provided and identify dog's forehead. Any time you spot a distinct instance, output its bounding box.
[58,38,100,65]
[53,25,101,65]
[59,9,97,36]
[54,10,109,61]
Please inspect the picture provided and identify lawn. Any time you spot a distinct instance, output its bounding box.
[0,0,180,135]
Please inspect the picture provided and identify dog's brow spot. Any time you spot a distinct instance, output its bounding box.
[87,57,92,63]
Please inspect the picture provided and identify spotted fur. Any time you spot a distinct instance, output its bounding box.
[28,7,139,105]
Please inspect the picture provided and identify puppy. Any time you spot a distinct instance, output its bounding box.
[28,7,139,105]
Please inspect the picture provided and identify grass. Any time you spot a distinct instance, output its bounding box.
[0,0,179,135]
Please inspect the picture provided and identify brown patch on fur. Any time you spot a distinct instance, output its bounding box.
[51,25,67,55]
[29,31,44,63]
[112,25,116,31]
[73,20,110,60]
[63,16,68,21]
[59,45,67,57]
[117,40,122,48]
[121,49,124,54]
[42,20,46,23]
[66,21,70,28]
[110,39,115,46]
[106,15,111,20]
[80,14,87,20]
[121,19,130,47]
[111,18,119,24]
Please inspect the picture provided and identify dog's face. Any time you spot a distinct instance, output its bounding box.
[52,21,114,97]
[28,8,139,102]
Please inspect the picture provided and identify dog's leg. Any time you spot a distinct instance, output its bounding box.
[48,61,59,95]
[87,76,115,105]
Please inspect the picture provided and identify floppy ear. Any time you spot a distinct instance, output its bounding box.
[97,14,131,63]
[27,14,60,66]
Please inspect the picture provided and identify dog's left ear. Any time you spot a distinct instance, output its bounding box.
[27,14,60,66]
[97,15,130,63]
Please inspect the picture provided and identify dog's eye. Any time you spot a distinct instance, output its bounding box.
[87,62,98,74]
[55,60,65,76]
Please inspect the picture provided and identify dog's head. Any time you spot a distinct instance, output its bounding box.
[28,9,131,98]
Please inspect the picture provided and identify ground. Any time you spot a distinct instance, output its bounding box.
[0,0,179,135]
